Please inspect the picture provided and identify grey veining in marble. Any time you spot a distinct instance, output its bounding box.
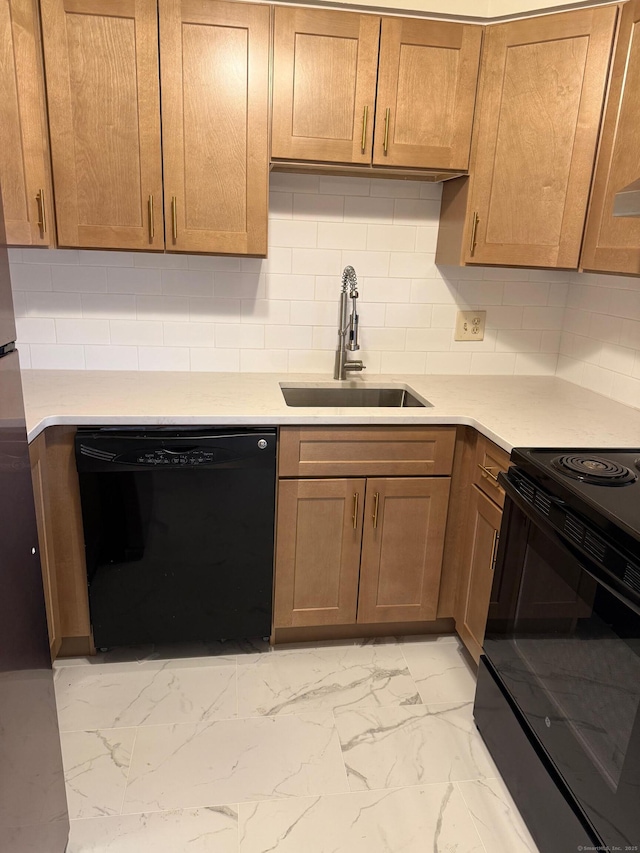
[238,784,485,853]
[122,710,349,813]
[67,806,239,852]
[237,641,421,717]
[457,778,540,852]
[335,701,498,790]
[401,636,478,704]
[60,728,136,819]
[55,660,237,731]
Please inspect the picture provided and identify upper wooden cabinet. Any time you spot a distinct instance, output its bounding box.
[159,0,269,255]
[0,0,54,246]
[271,7,380,165]
[373,18,482,170]
[40,0,164,250]
[437,6,617,269]
[582,0,640,276]
[272,8,482,170]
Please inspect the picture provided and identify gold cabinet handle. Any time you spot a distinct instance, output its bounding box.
[372,491,380,529]
[352,492,359,529]
[477,463,500,484]
[383,107,390,154]
[171,195,177,241]
[469,211,479,256]
[148,194,154,240]
[361,105,368,153]
[36,189,47,234]
[490,530,500,571]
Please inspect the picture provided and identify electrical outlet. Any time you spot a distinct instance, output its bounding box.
[455,310,486,341]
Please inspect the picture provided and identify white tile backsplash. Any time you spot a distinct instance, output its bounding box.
[10,172,638,411]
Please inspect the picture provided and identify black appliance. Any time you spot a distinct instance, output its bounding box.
[474,447,640,853]
[76,428,277,648]
[0,189,69,850]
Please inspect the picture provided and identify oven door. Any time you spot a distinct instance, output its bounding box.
[484,473,640,850]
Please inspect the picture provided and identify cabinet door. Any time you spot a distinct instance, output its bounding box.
[160,0,269,255]
[582,0,640,275]
[40,0,164,250]
[274,478,365,628]
[272,7,380,164]
[373,18,482,170]
[0,0,54,246]
[455,485,501,664]
[465,7,616,268]
[357,477,450,624]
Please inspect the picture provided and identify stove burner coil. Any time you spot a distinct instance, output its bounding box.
[551,454,637,486]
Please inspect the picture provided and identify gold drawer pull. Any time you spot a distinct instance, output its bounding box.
[490,530,500,571]
[372,491,380,529]
[470,211,479,256]
[353,492,359,529]
[383,107,390,154]
[361,105,368,153]
[478,463,500,484]
[36,189,47,234]
[171,195,177,241]
[148,194,154,240]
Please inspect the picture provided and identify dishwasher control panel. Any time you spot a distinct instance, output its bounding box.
[133,449,223,466]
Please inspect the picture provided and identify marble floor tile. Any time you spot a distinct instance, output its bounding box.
[238,784,485,853]
[335,701,498,790]
[237,641,421,716]
[401,637,478,704]
[60,728,136,819]
[67,806,239,852]
[55,661,237,731]
[457,777,541,853]
[122,710,349,813]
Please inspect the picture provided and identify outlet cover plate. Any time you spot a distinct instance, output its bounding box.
[455,310,486,341]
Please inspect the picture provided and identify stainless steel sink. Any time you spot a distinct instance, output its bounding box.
[280,385,431,408]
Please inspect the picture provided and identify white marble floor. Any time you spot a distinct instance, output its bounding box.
[54,635,540,852]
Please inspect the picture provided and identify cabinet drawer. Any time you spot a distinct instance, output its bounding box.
[473,435,510,508]
[279,427,456,477]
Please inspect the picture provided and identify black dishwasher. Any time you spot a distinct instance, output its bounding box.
[75,427,276,648]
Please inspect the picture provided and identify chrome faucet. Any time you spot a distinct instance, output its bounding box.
[334,266,366,381]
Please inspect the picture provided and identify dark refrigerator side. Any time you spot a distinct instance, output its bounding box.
[0,192,69,851]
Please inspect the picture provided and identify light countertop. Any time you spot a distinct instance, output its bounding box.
[21,371,640,452]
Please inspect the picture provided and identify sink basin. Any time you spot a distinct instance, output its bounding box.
[280,385,431,408]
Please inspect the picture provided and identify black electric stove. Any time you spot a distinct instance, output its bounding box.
[474,447,640,853]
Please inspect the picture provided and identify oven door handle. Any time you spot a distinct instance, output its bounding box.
[499,471,640,617]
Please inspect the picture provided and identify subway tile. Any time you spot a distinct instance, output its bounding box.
[259,247,291,274]
[318,222,367,250]
[358,302,386,327]
[457,281,504,306]
[290,301,336,327]
[611,372,640,405]
[52,265,107,292]
[240,349,288,372]
[288,350,333,373]
[319,176,370,196]
[215,324,264,349]
[16,318,56,344]
[241,299,290,325]
[268,219,317,249]
[541,330,562,353]
[370,179,421,198]
[137,296,190,322]
[406,328,452,352]
[485,306,523,329]
[599,343,636,374]
[81,293,136,319]
[269,192,293,219]
[314,276,341,302]
[292,249,342,276]
[556,355,585,385]
[419,182,443,200]
[266,274,316,301]
[190,348,240,372]
[189,297,242,323]
[22,248,79,264]
[312,326,337,350]
[84,346,139,371]
[431,305,457,328]
[426,351,472,374]
[360,277,411,303]
[343,250,390,277]
[138,347,190,371]
[359,349,382,373]
[410,279,457,304]
[78,251,135,267]
[10,263,53,291]
[483,267,530,281]
[514,352,559,375]
[110,320,163,346]
[389,252,433,278]
[134,253,188,269]
[385,304,432,328]
[470,352,517,375]
[366,225,416,252]
[344,196,394,224]
[503,282,549,306]
[55,318,110,345]
[265,324,312,350]
[11,292,27,317]
[548,282,569,306]
[495,329,542,353]
[380,351,427,374]
[522,306,564,330]
[17,344,30,368]
[609,287,640,321]
[161,269,213,298]
[293,194,344,221]
[415,226,438,253]
[586,312,622,344]
[163,322,215,348]
[269,172,319,194]
[620,319,640,349]
[393,199,441,225]
[582,362,615,396]
[214,273,265,299]
[30,344,84,369]
[7,249,22,263]
[360,327,406,351]
[187,255,242,271]
[25,292,83,318]
[563,307,591,337]
[108,267,162,295]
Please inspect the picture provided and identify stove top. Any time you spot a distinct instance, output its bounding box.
[511,448,640,553]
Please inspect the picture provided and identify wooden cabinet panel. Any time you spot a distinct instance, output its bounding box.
[473,435,510,509]
[455,484,502,663]
[160,0,269,255]
[274,478,365,627]
[582,0,640,276]
[357,477,450,624]
[0,0,54,246]
[272,7,380,164]
[438,7,616,269]
[373,18,482,170]
[279,426,456,478]
[40,0,164,250]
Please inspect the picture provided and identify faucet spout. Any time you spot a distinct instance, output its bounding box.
[334,267,366,380]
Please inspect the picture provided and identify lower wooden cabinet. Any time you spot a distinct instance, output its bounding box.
[455,485,502,663]
[274,476,450,628]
